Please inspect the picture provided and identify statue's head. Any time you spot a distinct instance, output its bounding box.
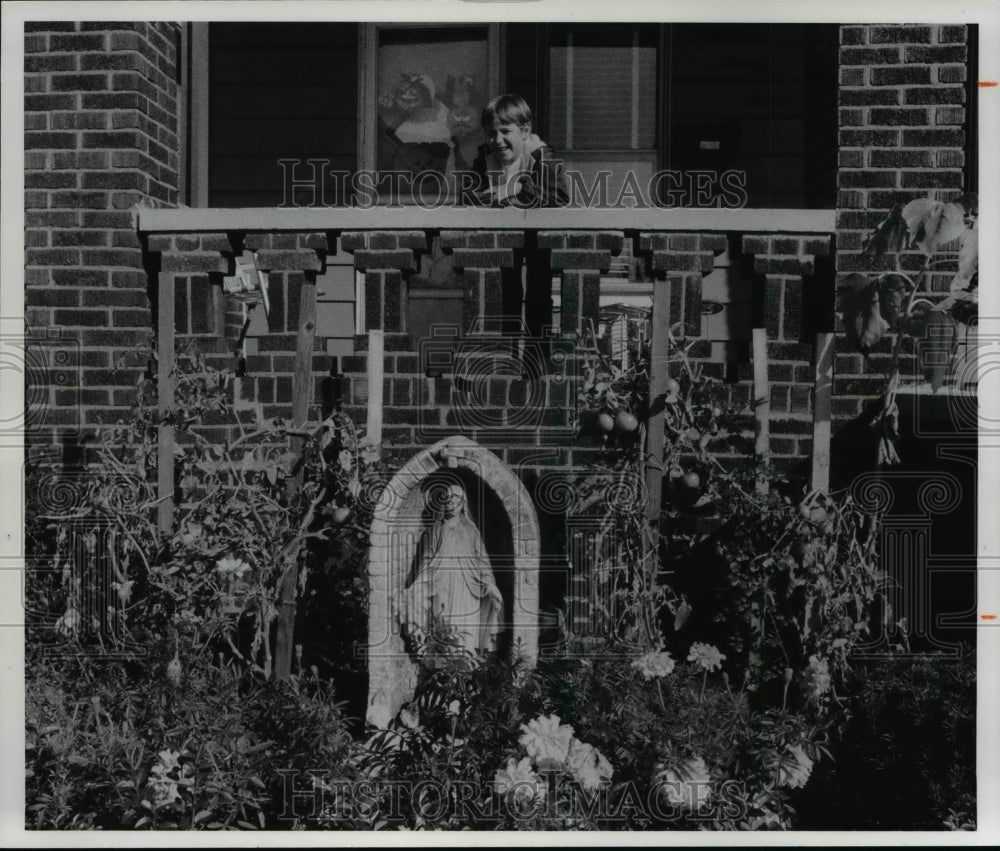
[442,482,466,518]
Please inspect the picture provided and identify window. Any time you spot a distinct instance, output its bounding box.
[544,23,838,209]
[548,24,659,202]
[359,23,501,203]
[666,24,837,209]
[195,23,836,210]
[206,22,359,207]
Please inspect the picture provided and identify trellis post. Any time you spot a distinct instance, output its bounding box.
[274,273,318,681]
[157,273,175,534]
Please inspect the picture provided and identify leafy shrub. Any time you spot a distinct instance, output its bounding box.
[840,193,977,464]
[23,285,974,832]
[25,647,358,830]
[24,342,376,829]
[798,650,976,830]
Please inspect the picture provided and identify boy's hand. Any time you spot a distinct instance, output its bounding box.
[497,179,523,204]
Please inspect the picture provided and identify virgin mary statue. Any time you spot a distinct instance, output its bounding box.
[402,482,503,661]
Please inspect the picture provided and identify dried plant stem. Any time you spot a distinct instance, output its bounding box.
[876,259,930,465]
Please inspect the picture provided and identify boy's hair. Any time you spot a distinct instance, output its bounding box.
[481,94,533,130]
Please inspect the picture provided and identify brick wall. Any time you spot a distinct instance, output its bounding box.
[24,21,182,445]
[633,232,832,475]
[141,226,828,485]
[833,23,970,423]
[335,230,580,481]
[23,21,974,465]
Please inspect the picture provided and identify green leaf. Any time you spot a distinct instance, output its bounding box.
[877,274,910,329]
[902,198,966,256]
[839,275,888,354]
[862,204,908,256]
[673,599,693,631]
[950,219,978,292]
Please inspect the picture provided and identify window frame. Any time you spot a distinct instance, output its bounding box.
[357,22,503,200]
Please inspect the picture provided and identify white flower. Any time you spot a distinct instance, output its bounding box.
[802,654,832,699]
[149,750,192,809]
[180,522,203,546]
[399,705,420,730]
[494,756,546,804]
[687,642,726,672]
[55,606,80,636]
[631,650,676,680]
[654,756,712,810]
[358,437,381,466]
[518,713,574,770]
[156,749,181,773]
[149,775,180,808]
[566,739,613,792]
[165,654,182,686]
[777,744,814,789]
[446,699,462,717]
[215,557,250,579]
[112,579,134,604]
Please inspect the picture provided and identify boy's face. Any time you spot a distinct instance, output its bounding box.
[488,120,531,165]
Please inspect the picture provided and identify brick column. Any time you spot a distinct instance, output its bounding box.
[146,230,236,427]
[441,231,525,335]
[539,232,624,339]
[244,232,327,329]
[146,233,234,368]
[740,234,833,467]
[635,233,726,337]
[341,231,426,333]
[24,22,183,443]
[244,233,331,423]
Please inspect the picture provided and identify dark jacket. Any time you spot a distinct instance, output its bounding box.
[471,134,570,208]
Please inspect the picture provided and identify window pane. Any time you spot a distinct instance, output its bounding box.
[548,25,657,152]
[207,22,358,207]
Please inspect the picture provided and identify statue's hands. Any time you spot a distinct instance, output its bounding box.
[405,622,426,653]
[488,586,503,609]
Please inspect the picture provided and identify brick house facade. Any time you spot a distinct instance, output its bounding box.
[21,20,977,526]
[19,18,980,684]
[22,20,975,457]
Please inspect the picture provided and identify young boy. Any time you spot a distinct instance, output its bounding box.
[469,96,568,364]
[472,94,569,208]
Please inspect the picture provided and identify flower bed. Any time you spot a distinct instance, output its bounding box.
[23,329,975,830]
